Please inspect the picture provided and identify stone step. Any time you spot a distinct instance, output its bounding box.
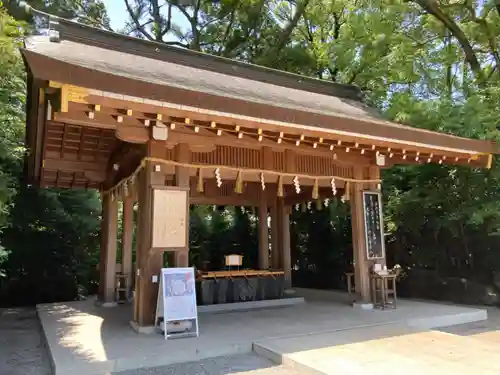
[469,331,500,344]
[254,325,500,375]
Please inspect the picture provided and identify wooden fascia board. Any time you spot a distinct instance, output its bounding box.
[22,50,497,161]
[42,157,106,171]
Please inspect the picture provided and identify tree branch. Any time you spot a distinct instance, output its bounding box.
[219,9,237,56]
[175,3,201,51]
[73,0,113,31]
[151,0,163,42]
[411,0,486,83]
[161,3,173,38]
[464,3,500,78]
[124,0,154,41]
[329,12,342,81]
[128,19,154,34]
[274,0,311,54]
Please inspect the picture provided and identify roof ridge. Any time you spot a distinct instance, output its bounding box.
[26,5,364,102]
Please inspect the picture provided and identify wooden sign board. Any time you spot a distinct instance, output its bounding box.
[225,254,243,267]
[155,267,199,340]
[362,191,385,260]
[151,187,189,250]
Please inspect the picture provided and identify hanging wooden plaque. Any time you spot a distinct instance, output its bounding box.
[151,187,189,250]
[362,191,385,259]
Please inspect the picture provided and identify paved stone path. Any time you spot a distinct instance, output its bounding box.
[0,307,299,375]
[439,306,500,336]
[1,305,499,375]
[0,308,51,375]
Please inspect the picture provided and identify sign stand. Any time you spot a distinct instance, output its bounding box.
[155,267,199,340]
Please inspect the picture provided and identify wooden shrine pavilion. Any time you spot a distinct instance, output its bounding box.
[21,13,498,328]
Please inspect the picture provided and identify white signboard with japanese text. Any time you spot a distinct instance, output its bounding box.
[155,267,199,340]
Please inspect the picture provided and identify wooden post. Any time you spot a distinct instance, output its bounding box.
[350,166,371,303]
[121,194,134,299]
[270,198,280,269]
[258,190,269,269]
[174,143,190,267]
[280,149,294,287]
[133,141,166,326]
[98,193,118,305]
[280,200,292,289]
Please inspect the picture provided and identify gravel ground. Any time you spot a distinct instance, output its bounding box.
[0,308,52,375]
[0,308,298,375]
[112,354,301,375]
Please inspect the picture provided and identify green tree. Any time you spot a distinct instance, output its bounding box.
[0,6,26,278]
[0,1,108,305]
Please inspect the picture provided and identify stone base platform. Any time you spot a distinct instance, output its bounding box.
[254,326,500,374]
[37,289,487,375]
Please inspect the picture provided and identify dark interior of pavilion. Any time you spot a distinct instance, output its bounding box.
[119,198,357,306]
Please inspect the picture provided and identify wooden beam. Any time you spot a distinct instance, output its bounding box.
[52,102,484,167]
[53,111,117,130]
[167,130,370,165]
[43,158,105,173]
[50,109,369,163]
[86,94,484,159]
[106,142,144,188]
[190,195,259,206]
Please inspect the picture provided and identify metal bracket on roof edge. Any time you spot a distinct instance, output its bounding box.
[49,19,60,43]
[21,3,61,42]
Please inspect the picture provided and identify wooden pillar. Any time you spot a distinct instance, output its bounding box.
[270,198,281,269]
[98,193,118,305]
[279,199,292,289]
[134,166,158,326]
[258,191,269,269]
[174,143,190,267]
[280,149,294,286]
[121,195,134,298]
[134,141,166,326]
[350,166,371,303]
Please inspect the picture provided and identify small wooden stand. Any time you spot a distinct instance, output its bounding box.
[345,272,355,296]
[370,273,397,310]
[115,272,130,304]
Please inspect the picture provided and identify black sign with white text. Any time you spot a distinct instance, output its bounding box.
[362,191,385,259]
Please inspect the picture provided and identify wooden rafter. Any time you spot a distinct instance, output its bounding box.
[49,99,489,168]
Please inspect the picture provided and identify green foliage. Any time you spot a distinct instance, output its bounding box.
[0,8,25,278]
[189,206,258,270]
[0,187,101,305]
[0,2,104,304]
[2,0,500,305]
[5,0,110,28]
